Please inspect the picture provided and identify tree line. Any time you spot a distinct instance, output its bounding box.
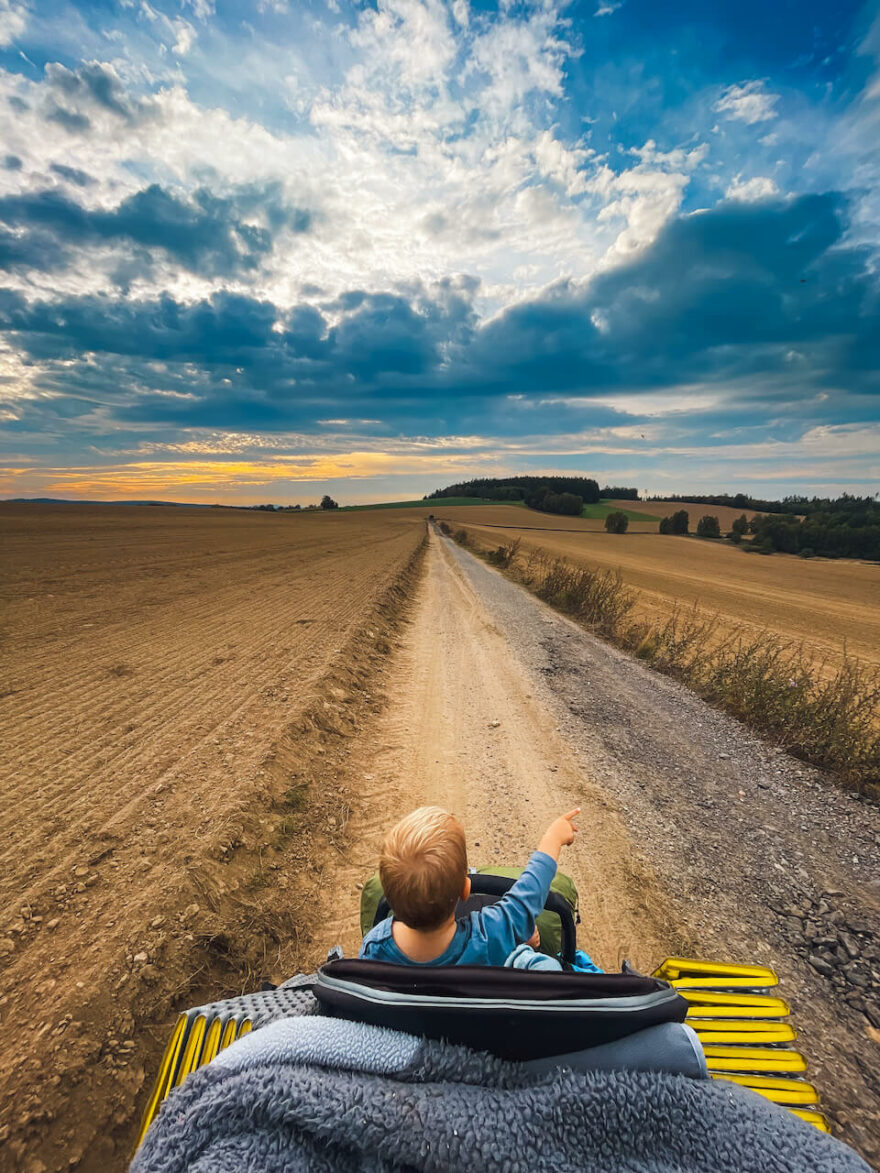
[647,491,878,518]
[655,500,879,561]
[425,476,640,517]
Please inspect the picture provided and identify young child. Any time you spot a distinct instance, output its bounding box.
[359,804,579,967]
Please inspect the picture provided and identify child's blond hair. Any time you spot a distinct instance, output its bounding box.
[380,806,468,930]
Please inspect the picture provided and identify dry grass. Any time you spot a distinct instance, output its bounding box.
[451,530,880,794]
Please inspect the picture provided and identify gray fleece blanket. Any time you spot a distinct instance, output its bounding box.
[132,1016,869,1173]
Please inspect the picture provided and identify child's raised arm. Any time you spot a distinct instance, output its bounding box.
[469,808,580,964]
[537,808,580,861]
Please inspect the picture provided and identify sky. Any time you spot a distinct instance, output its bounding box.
[0,0,878,505]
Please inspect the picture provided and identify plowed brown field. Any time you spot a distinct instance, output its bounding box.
[0,504,425,1170]
[426,503,880,669]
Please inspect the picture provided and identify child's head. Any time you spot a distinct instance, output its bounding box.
[380,806,468,931]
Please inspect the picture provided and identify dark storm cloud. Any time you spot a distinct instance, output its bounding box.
[467,193,879,395]
[1,193,877,432]
[0,183,312,278]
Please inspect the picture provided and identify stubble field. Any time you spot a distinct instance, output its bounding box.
[430,502,880,671]
[0,503,425,1170]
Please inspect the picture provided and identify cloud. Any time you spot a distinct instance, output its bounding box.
[49,162,94,187]
[1,193,876,443]
[1,0,878,503]
[42,61,155,131]
[0,0,27,47]
[0,182,311,279]
[714,81,780,125]
[725,175,779,201]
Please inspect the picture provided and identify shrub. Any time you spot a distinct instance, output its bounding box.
[454,528,469,545]
[604,511,629,534]
[727,530,742,544]
[660,510,689,534]
[530,490,584,516]
[731,513,749,538]
[487,538,521,568]
[671,509,689,534]
[320,495,339,510]
[696,515,721,538]
[630,605,880,791]
[799,547,815,559]
[438,521,452,535]
[534,557,635,637]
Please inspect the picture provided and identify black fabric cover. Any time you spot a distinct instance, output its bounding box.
[315,960,688,1060]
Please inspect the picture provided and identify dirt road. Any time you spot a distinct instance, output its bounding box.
[317,527,880,1162]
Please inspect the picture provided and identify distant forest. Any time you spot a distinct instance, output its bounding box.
[646,491,875,517]
[425,476,639,516]
[651,493,879,561]
[747,497,880,561]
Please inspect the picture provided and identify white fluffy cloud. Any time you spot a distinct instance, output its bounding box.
[0,0,27,47]
[715,80,780,124]
[0,0,712,313]
[725,175,779,201]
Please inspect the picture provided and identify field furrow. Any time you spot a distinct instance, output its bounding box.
[0,503,426,1170]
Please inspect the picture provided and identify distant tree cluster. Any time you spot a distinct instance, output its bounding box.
[748,500,880,560]
[600,486,639,500]
[728,514,749,544]
[646,491,879,520]
[426,475,601,506]
[658,509,690,534]
[321,495,339,510]
[535,490,584,516]
[696,515,721,538]
[604,511,629,533]
[653,497,879,560]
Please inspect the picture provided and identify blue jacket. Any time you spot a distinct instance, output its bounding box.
[359,851,557,967]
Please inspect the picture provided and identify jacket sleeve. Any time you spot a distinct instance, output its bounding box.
[474,851,557,964]
[505,943,564,971]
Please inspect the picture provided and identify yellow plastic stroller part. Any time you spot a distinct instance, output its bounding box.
[681,990,790,1018]
[690,1019,797,1045]
[714,1073,820,1107]
[653,958,778,988]
[219,1017,240,1052]
[702,1046,807,1075]
[174,1014,208,1087]
[133,1014,188,1152]
[790,1109,831,1132]
[200,1017,223,1067]
[134,1011,254,1156]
